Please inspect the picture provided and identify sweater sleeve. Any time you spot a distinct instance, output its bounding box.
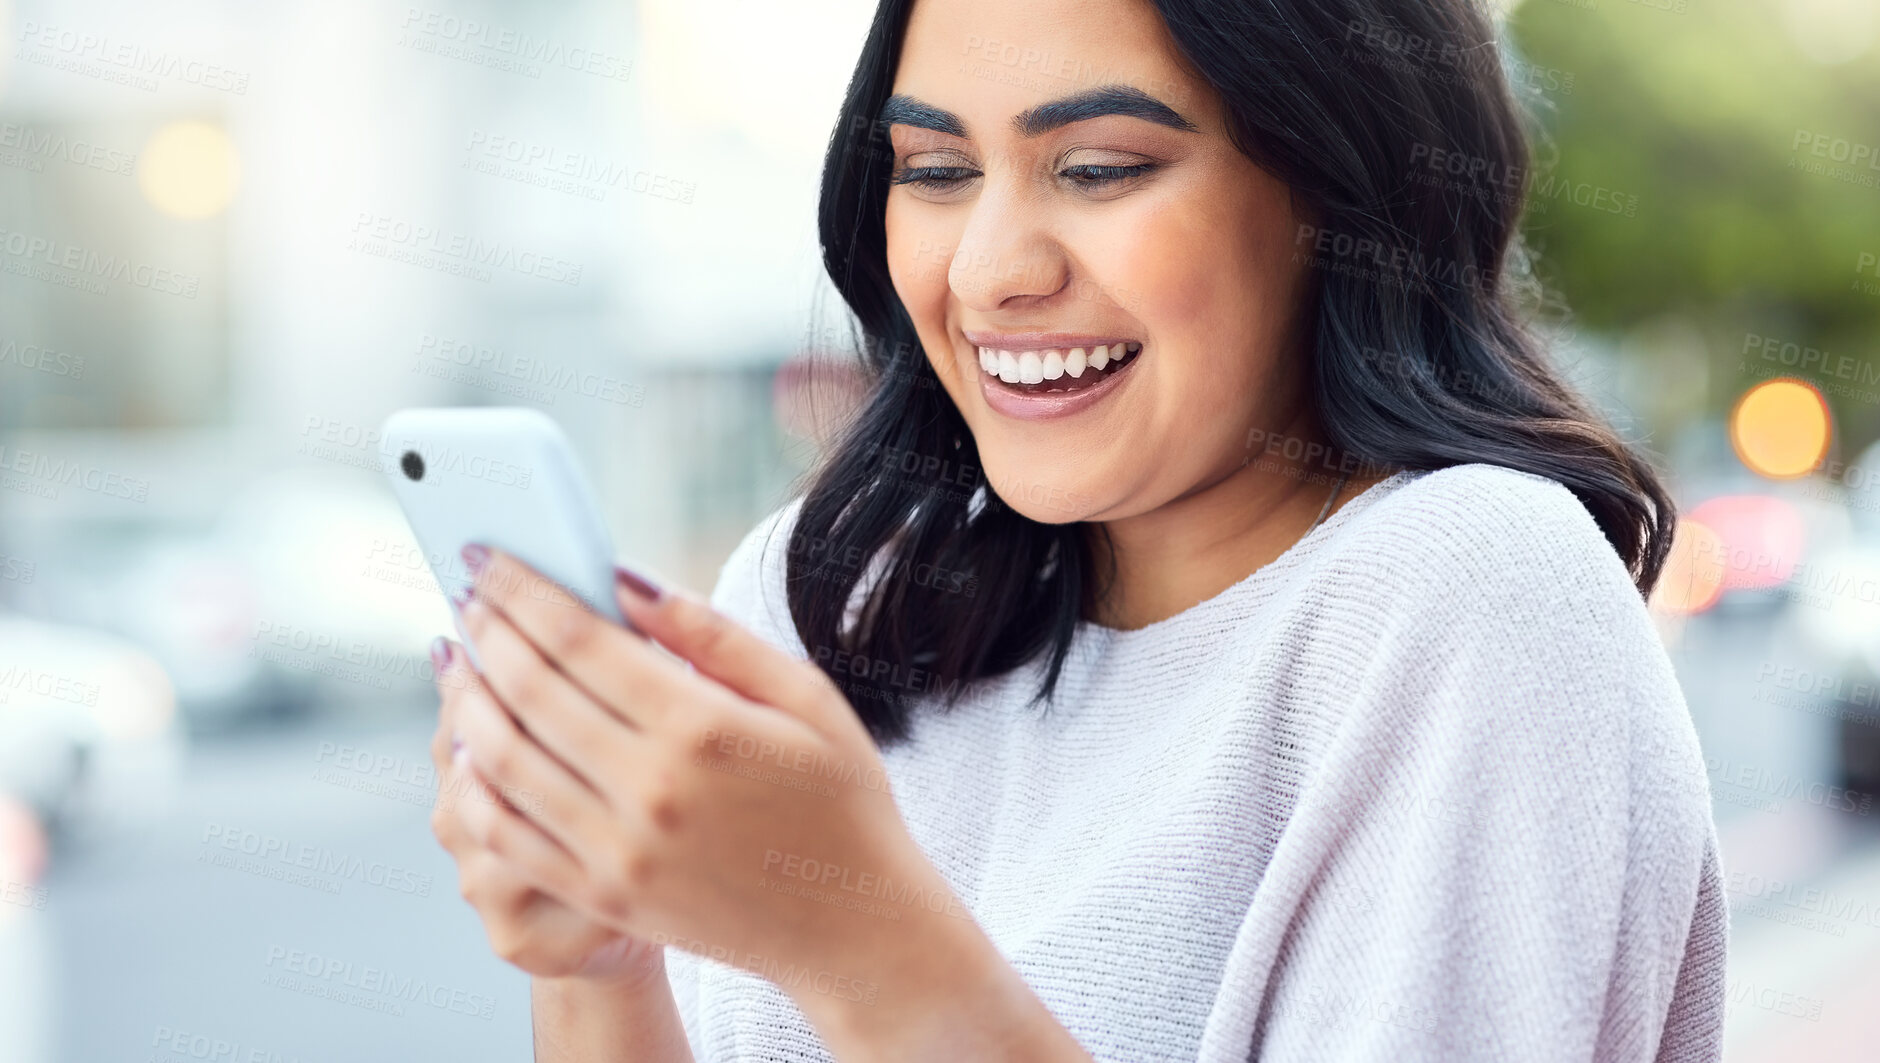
[1225,468,1725,1062]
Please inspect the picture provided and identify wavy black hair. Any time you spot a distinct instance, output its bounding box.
[788,0,1674,743]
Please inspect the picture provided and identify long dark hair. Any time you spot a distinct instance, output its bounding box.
[789,0,1675,743]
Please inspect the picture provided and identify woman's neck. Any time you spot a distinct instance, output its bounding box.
[1087,414,1381,631]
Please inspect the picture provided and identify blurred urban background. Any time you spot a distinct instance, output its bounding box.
[0,0,1875,1059]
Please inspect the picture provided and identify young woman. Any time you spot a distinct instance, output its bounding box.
[426,0,1726,1059]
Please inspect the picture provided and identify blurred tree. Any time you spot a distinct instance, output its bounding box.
[1506,0,1880,440]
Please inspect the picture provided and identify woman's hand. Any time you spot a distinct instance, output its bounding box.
[427,650,663,987]
[439,548,1093,1062]
[443,547,962,990]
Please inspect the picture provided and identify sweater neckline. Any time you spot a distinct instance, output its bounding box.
[1076,469,1419,645]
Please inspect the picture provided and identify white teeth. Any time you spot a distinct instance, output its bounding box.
[997,350,1019,383]
[1018,351,1044,384]
[975,341,1139,385]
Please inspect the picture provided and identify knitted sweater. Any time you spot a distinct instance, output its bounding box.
[666,463,1727,1062]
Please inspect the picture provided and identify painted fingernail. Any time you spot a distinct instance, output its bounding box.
[614,564,662,602]
[430,636,451,672]
[453,744,470,769]
[461,543,490,574]
[450,729,464,753]
[450,583,474,610]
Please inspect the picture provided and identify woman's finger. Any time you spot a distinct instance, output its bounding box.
[615,577,852,736]
[430,636,468,774]
[458,596,643,795]
[452,654,616,858]
[464,546,698,733]
[450,751,590,905]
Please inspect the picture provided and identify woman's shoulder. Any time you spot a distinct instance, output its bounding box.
[1327,461,1647,612]
[1303,462,1696,759]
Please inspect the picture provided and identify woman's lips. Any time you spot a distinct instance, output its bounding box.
[972,341,1142,420]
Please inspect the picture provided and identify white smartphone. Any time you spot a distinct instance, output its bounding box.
[378,407,626,670]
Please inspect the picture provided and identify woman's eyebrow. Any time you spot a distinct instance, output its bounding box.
[877,85,1196,140]
[878,95,969,137]
[1012,85,1197,136]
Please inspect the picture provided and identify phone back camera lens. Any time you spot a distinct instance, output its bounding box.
[400,450,425,481]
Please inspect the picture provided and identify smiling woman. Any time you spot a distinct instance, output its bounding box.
[429,0,1725,1060]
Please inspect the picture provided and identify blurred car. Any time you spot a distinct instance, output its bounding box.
[0,615,182,836]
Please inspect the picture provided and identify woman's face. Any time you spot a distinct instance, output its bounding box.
[884,0,1316,524]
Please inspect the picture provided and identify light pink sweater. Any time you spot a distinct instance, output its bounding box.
[666,463,1727,1061]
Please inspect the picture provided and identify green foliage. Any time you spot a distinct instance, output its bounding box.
[1506,0,1880,431]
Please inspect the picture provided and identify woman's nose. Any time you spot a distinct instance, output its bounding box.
[947,193,1070,312]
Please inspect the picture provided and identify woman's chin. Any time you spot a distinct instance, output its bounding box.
[984,467,1108,524]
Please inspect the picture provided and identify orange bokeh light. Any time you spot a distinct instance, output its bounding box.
[1729,378,1831,479]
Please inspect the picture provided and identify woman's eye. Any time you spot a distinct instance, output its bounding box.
[890,166,980,190]
[1061,163,1156,185]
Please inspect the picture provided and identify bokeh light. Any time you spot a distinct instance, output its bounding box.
[1651,518,1727,615]
[137,121,242,220]
[1729,378,1831,479]
[1688,494,1808,591]
[1781,0,1878,66]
